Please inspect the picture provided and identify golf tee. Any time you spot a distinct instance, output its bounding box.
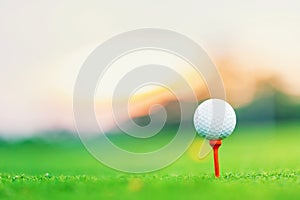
[209,140,222,178]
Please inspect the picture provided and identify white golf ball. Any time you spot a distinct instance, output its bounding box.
[193,99,236,140]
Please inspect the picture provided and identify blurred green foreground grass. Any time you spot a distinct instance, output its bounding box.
[0,122,299,200]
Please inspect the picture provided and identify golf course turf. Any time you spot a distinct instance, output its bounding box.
[0,122,299,199]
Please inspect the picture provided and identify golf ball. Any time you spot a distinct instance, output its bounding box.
[193,99,236,140]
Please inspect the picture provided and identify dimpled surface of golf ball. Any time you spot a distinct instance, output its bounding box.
[193,99,236,140]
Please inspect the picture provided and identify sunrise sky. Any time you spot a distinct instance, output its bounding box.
[1,0,300,135]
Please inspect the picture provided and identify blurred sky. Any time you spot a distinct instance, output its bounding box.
[1,0,300,135]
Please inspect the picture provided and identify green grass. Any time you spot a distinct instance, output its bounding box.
[0,122,300,199]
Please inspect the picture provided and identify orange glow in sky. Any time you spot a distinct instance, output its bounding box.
[1,0,300,134]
